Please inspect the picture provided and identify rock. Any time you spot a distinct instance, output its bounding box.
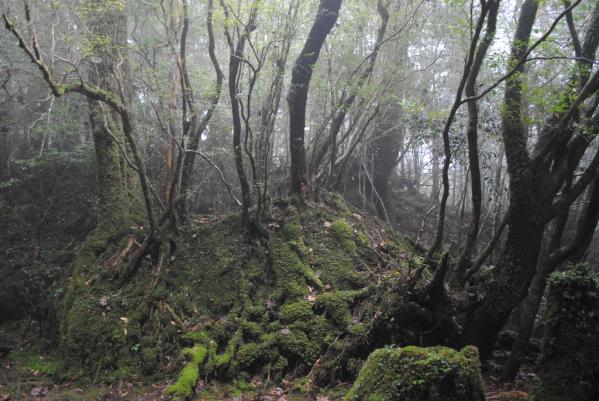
[344,345,485,401]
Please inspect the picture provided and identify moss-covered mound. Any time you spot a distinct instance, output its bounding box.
[57,193,417,388]
[344,345,485,401]
[531,265,599,401]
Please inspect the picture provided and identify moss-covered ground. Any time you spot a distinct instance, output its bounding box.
[0,194,426,396]
[7,194,531,401]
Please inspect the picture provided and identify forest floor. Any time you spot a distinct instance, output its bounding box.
[1,194,534,401]
[0,335,534,401]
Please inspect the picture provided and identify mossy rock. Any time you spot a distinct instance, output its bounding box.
[531,265,599,401]
[345,345,485,401]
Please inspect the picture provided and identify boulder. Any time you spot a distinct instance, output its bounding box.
[345,345,485,401]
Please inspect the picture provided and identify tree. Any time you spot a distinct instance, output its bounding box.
[288,0,342,200]
[462,0,599,359]
[3,0,155,241]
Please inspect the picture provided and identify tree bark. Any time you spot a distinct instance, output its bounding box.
[288,0,342,199]
[453,0,500,283]
[461,0,540,358]
[462,0,599,359]
[221,0,260,226]
[501,175,599,381]
[86,0,139,233]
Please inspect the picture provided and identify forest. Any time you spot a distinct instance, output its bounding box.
[1,0,598,400]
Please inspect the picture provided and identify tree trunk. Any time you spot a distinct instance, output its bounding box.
[501,175,599,381]
[288,0,342,199]
[453,0,500,283]
[369,102,402,218]
[461,0,541,358]
[86,0,138,234]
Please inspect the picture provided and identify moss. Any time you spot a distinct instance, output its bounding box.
[271,238,323,300]
[165,362,199,399]
[280,301,314,323]
[316,291,361,327]
[531,265,599,401]
[282,221,302,241]
[356,230,369,245]
[235,342,268,371]
[275,328,320,366]
[51,193,418,383]
[182,331,209,344]
[323,192,352,216]
[240,321,264,340]
[181,344,208,364]
[345,346,485,401]
[330,220,357,253]
[347,323,366,336]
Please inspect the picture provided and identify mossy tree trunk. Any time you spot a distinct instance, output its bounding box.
[461,0,599,359]
[86,0,140,236]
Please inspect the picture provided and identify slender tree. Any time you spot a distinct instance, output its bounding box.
[288,0,342,200]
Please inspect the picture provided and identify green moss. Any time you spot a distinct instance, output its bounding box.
[235,342,267,370]
[165,362,199,398]
[181,344,208,364]
[345,346,485,401]
[275,328,320,365]
[182,331,209,344]
[356,230,369,245]
[330,220,357,253]
[316,291,361,327]
[531,265,599,401]
[323,192,352,216]
[240,321,264,340]
[51,193,419,383]
[282,221,302,241]
[271,238,323,300]
[280,301,314,323]
[347,323,366,336]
